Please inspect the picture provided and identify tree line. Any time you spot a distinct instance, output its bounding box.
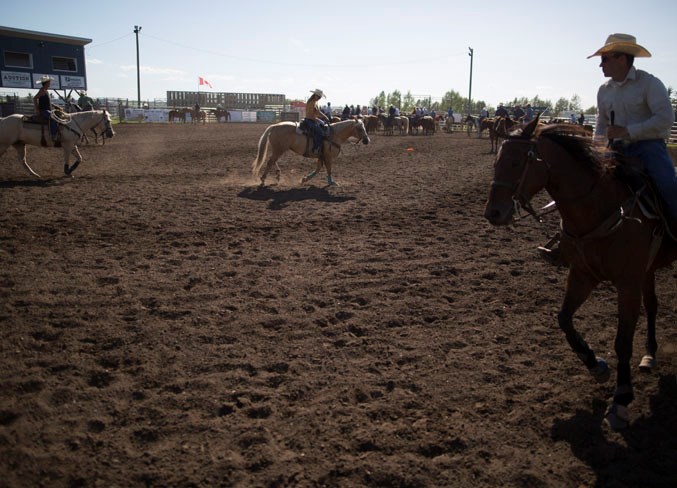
[366,89,600,117]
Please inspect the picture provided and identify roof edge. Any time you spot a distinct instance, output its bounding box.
[0,26,92,46]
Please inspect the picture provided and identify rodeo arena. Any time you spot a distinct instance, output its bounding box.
[2,25,677,488]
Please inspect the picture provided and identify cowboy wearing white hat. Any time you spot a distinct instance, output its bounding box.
[591,33,677,229]
[37,74,55,85]
[302,89,330,156]
[33,75,60,144]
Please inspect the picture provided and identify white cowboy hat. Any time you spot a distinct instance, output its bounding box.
[38,75,55,85]
[310,88,325,98]
[587,33,651,59]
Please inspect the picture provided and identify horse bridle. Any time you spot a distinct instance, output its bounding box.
[70,110,111,138]
[491,139,546,221]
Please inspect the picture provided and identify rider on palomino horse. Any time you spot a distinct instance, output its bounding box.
[301,89,330,156]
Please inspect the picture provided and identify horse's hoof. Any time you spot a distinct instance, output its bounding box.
[589,357,611,383]
[639,355,656,371]
[605,403,630,430]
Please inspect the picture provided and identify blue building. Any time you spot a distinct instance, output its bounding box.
[1,26,91,95]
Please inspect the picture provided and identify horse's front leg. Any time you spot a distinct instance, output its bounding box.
[301,156,323,184]
[557,268,609,380]
[324,157,338,186]
[63,143,82,176]
[639,271,658,371]
[606,285,642,430]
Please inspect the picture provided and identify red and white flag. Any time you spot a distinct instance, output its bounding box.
[199,76,212,89]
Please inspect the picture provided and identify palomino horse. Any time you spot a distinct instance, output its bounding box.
[252,119,370,186]
[396,116,409,136]
[0,109,115,177]
[484,117,677,430]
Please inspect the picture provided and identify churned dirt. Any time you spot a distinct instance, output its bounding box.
[1,122,676,488]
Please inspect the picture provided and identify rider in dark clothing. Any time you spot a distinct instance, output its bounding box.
[33,75,59,142]
[387,105,396,126]
[342,105,351,120]
[495,104,509,118]
[512,105,525,121]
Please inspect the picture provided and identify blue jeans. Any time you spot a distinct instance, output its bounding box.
[302,119,326,152]
[623,140,677,219]
[40,109,58,138]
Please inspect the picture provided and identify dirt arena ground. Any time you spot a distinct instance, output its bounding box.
[1,122,676,488]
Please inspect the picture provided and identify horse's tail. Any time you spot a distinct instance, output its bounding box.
[252,125,273,177]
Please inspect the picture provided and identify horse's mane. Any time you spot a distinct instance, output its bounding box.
[534,123,614,175]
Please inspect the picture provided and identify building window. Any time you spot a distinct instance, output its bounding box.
[4,51,33,68]
[52,56,77,72]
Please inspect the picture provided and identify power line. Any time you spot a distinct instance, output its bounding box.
[138,31,466,69]
[87,32,134,50]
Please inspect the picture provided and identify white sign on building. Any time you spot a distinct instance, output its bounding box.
[1,71,32,88]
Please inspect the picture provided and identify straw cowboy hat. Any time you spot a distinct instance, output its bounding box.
[37,75,55,85]
[587,33,651,59]
[310,88,325,98]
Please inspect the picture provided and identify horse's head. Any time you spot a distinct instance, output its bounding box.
[484,116,548,225]
[352,119,370,145]
[99,110,115,139]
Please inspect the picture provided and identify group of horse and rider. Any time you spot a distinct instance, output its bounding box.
[485,32,676,430]
[0,74,115,177]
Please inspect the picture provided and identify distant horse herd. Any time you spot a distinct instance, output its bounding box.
[464,114,595,154]
[168,107,230,124]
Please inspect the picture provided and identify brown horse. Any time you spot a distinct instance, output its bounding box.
[252,119,370,186]
[420,115,436,136]
[168,109,185,123]
[464,115,495,138]
[363,115,379,134]
[484,116,677,430]
[212,108,230,122]
[489,116,516,153]
[192,109,206,124]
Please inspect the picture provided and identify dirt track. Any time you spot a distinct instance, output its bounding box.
[1,123,676,488]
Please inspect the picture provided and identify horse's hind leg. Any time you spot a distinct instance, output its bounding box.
[260,151,283,186]
[12,143,40,178]
[639,272,658,371]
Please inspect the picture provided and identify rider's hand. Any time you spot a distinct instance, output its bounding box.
[607,125,629,140]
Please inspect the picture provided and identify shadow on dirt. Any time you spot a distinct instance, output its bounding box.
[238,185,356,210]
[551,374,677,487]
[0,178,74,189]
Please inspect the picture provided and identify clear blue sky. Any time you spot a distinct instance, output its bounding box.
[3,0,676,110]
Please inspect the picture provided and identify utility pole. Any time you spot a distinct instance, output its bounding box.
[467,47,474,115]
[134,25,142,107]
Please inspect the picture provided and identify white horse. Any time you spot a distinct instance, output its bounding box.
[252,118,370,186]
[0,109,115,177]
